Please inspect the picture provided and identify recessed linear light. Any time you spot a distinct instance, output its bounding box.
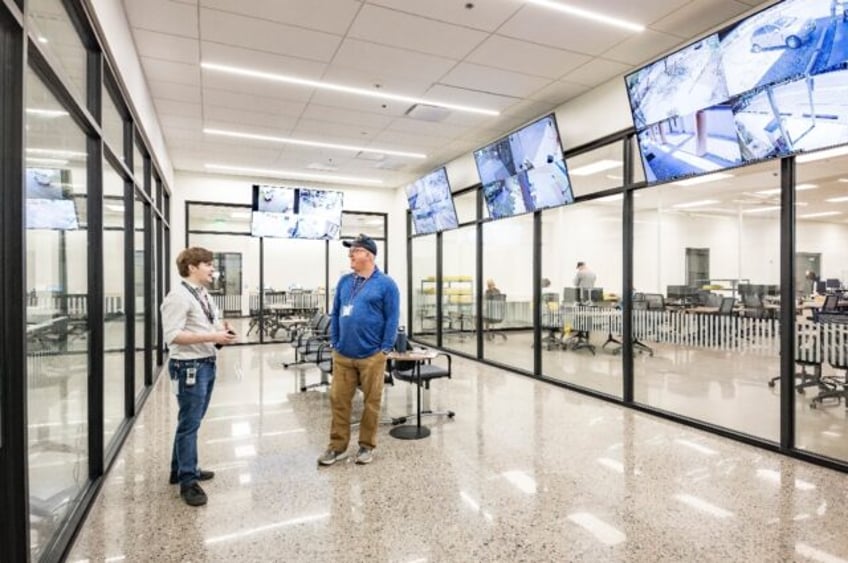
[27,148,87,158]
[799,211,842,219]
[26,157,69,166]
[672,172,734,186]
[827,196,848,203]
[672,199,720,209]
[756,184,818,195]
[743,206,781,214]
[569,159,622,176]
[526,0,645,32]
[201,62,499,116]
[26,108,69,118]
[204,128,426,159]
[204,164,383,185]
[796,145,848,163]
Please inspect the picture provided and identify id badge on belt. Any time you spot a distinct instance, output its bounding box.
[341,305,353,317]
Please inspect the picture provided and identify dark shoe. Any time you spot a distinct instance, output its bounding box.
[170,469,215,485]
[180,482,207,507]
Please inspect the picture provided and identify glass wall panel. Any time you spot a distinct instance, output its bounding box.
[411,235,436,346]
[441,227,476,355]
[188,204,251,234]
[103,164,125,447]
[482,214,533,372]
[453,190,477,224]
[541,197,623,397]
[133,138,144,191]
[340,211,385,239]
[331,229,386,316]
[188,233,260,343]
[27,0,87,102]
[102,86,124,162]
[567,141,624,197]
[795,152,848,462]
[151,217,159,372]
[25,67,89,560]
[134,193,146,399]
[633,163,780,442]
[263,238,325,343]
[631,134,646,184]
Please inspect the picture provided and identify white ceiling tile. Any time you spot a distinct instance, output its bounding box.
[440,62,553,98]
[300,104,395,130]
[331,38,457,83]
[199,8,341,62]
[650,0,753,39]
[203,88,306,116]
[154,98,202,118]
[560,59,632,87]
[528,80,590,105]
[370,129,450,151]
[307,89,411,117]
[365,0,521,32]
[466,35,592,80]
[553,0,690,28]
[131,29,199,65]
[200,41,327,80]
[140,57,201,86]
[499,4,634,55]
[203,105,301,132]
[158,113,203,131]
[201,71,315,103]
[291,118,386,144]
[602,29,685,66]
[424,83,518,114]
[385,117,468,139]
[501,100,559,125]
[199,0,361,34]
[319,65,432,97]
[124,0,199,38]
[348,4,488,59]
[148,80,202,104]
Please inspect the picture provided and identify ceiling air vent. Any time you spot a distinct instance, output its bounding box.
[405,103,451,122]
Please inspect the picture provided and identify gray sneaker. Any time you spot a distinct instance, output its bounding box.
[318,449,348,466]
[354,447,373,465]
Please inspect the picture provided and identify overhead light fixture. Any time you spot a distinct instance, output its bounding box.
[27,148,86,158]
[672,199,720,209]
[742,206,780,214]
[204,164,383,185]
[755,184,818,196]
[672,173,734,187]
[26,157,69,166]
[26,108,69,118]
[201,62,499,116]
[526,0,644,32]
[204,128,426,159]
[799,211,842,219]
[569,159,621,176]
[796,145,848,163]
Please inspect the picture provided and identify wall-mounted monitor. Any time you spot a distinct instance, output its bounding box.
[26,168,79,230]
[474,114,574,219]
[250,184,343,239]
[625,0,848,184]
[405,167,459,235]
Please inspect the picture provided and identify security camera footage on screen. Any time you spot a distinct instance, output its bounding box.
[405,167,459,235]
[474,114,574,220]
[25,168,79,230]
[625,0,848,184]
[250,184,343,240]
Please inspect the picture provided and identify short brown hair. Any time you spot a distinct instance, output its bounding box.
[176,247,213,277]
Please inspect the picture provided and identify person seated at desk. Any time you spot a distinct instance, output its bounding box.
[485,279,501,298]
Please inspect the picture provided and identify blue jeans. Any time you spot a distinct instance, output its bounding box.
[169,357,216,487]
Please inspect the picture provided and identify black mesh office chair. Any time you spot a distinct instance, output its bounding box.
[483,294,507,341]
[541,292,562,349]
[391,350,455,423]
[810,313,848,409]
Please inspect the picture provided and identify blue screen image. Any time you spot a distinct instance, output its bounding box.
[405,167,458,235]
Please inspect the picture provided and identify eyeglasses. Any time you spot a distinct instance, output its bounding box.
[348,248,366,257]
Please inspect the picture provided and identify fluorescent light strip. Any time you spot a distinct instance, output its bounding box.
[756,184,818,196]
[205,164,383,185]
[799,211,842,219]
[743,206,780,214]
[796,145,848,163]
[26,108,68,118]
[569,159,621,176]
[526,0,644,32]
[27,148,86,158]
[672,172,734,186]
[672,199,720,209]
[202,62,499,116]
[204,128,426,159]
[26,157,69,166]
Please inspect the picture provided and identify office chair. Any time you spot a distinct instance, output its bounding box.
[483,294,507,341]
[769,317,824,392]
[283,314,330,368]
[630,296,654,356]
[390,350,455,423]
[810,313,848,409]
[541,292,563,349]
[301,343,333,392]
[562,304,596,355]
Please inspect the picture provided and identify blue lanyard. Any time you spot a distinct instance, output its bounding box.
[348,275,371,305]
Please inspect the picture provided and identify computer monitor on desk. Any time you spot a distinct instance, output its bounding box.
[826,278,841,291]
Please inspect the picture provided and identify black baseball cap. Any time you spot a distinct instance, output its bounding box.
[343,233,377,255]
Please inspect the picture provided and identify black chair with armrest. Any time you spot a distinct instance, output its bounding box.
[390,349,455,424]
[483,293,507,341]
[283,314,331,368]
[810,313,848,409]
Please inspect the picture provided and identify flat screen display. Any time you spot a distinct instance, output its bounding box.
[25,168,79,230]
[474,114,574,219]
[250,184,343,239]
[625,0,848,184]
[405,167,458,235]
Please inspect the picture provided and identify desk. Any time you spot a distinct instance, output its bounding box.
[387,349,438,440]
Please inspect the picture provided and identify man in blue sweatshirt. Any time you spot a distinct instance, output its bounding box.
[318,234,399,466]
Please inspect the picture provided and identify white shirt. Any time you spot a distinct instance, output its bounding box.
[160,280,221,359]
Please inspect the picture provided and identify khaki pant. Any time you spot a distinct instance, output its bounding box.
[328,350,386,451]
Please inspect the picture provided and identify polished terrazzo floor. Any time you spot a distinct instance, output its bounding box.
[69,343,848,562]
